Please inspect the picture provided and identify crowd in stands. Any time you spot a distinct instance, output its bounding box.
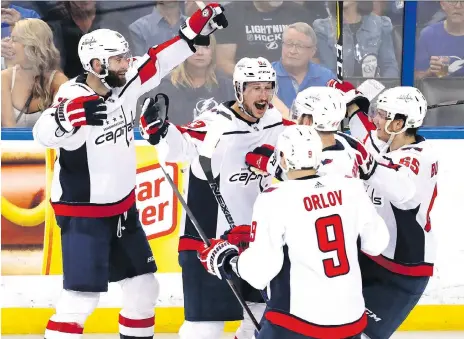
[1,0,463,128]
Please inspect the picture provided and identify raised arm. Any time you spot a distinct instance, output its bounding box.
[131,3,229,97]
[139,94,227,163]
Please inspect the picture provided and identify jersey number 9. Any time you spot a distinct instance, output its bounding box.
[315,214,350,278]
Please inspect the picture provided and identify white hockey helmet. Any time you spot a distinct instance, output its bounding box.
[291,87,346,132]
[78,29,132,79]
[372,86,428,134]
[276,125,323,173]
[233,57,277,104]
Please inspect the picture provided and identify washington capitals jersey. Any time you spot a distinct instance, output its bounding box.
[162,101,293,251]
[349,111,438,276]
[317,132,362,178]
[237,175,389,337]
[33,37,195,217]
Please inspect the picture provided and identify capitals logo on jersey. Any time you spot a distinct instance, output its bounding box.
[228,167,270,191]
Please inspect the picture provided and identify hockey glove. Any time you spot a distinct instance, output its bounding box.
[326,79,371,115]
[221,225,251,254]
[140,93,170,146]
[179,3,228,47]
[198,239,239,280]
[55,95,107,133]
[354,138,378,180]
[245,144,279,176]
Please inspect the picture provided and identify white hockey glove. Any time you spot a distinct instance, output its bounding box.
[326,79,372,114]
[55,95,107,133]
[179,3,228,46]
[198,239,239,280]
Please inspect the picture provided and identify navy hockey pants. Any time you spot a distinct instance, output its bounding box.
[178,247,265,321]
[359,253,429,339]
[257,318,362,339]
[56,203,157,292]
[179,249,243,321]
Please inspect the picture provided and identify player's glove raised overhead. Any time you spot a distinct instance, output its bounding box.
[139,93,170,146]
[221,225,251,254]
[55,95,107,133]
[179,3,228,47]
[198,239,239,280]
[327,79,371,114]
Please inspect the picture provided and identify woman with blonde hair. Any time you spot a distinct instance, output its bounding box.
[143,34,234,125]
[1,18,68,127]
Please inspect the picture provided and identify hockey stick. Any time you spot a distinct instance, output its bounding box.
[335,1,344,83]
[195,1,206,10]
[355,79,464,111]
[155,138,261,331]
[335,1,349,130]
[197,112,271,306]
[427,100,464,110]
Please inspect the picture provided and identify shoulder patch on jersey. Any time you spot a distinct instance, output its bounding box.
[282,118,294,126]
[321,159,333,165]
[182,120,206,129]
[401,146,423,152]
[263,187,278,193]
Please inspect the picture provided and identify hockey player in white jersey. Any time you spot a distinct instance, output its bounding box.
[32,5,227,338]
[197,125,390,339]
[328,80,439,339]
[244,86,361,179]
[139,56,293,339]
[289,86,361,177]
[246,86,416,208]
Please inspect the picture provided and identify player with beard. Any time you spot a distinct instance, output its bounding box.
[139,56,293,339]
[32,4,228,338]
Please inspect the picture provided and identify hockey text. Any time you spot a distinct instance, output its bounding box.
[303,190,342,211]
[365,308,382,322]
[95,120,133,145]
[229,171,266,186]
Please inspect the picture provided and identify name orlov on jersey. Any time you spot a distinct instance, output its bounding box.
[228,167,270,186]
[95,115,135,146]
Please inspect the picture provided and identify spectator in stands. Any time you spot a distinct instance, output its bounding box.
[48,1,101,78]
[314,1,399,78]
[48,1,134,79]
[215,0,317,76]
[272,22,335,110]
[129,0,186,57]
[1,1,40,69]
[415,1,464,79]
[1,1,40,37]
[1,18,67,127]
[139,35,233,125]
[292,1,330,21]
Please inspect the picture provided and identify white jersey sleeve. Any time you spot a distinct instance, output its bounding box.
[348,111,387,153]
[129,37,194,98]
[163,109,231,163]
[33,36,194,150]
[33,82,92,150]
[355,180,390,256]
[237,189,285,290]
[366,162,417,208]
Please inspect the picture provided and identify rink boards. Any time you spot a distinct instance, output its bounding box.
[1,128,464,334]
